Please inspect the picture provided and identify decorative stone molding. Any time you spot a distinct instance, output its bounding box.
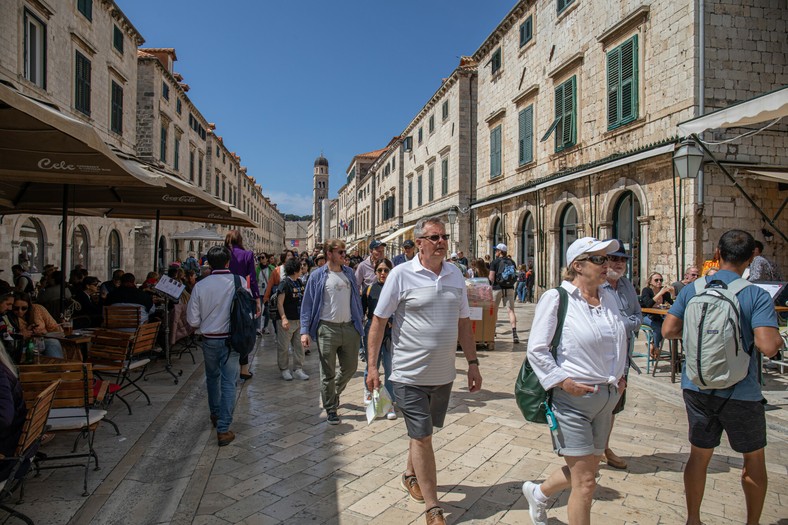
[597,5,650,48]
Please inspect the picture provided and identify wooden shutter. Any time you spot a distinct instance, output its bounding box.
[75,52,91,115]
[607,45,621,127]
[621,35,638,124]
[490,126,502,178]
[554,82,564,150]
[560,77,576,149]
[519,105,533,165]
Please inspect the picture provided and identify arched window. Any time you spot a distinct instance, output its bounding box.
[613,191,641,285]
[157,236,167,272]
[71,225,89,271]
[521,213,535,267]
[19,218,45,273]
[107,230,121,278]
[559,204,578,271]
[492,217,505,254]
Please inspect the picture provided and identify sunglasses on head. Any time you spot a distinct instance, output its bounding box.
[376,268,390,274]
[420,234,450,242]
[576,255,608,265]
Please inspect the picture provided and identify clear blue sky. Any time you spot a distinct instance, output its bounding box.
[119,1,515,215]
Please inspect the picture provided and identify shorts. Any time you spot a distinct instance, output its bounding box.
[551,384,621,456]
[493,288,515,311]
[683,390,766,453]
[391,381,453,439]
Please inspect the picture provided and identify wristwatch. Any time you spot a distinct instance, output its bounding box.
[467,359,479,366]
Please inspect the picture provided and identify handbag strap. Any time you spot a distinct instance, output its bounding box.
[546,286,569,406]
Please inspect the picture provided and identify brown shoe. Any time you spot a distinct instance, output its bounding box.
[425,506,446,525]
[210,414,218,428]
[401,473,424,503]
[603,448,627,469]
[217,431,235,447]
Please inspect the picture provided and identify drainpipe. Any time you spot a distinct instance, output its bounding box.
[695,0,706,267]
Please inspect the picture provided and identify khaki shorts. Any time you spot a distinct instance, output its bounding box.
[493,288,516,311]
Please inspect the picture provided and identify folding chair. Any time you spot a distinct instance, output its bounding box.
[0,380,60,525]
[18,363,107,496]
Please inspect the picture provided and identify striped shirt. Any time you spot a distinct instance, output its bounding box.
[374,255,470,386]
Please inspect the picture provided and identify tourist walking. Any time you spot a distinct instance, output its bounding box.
[361,258,396,419]
[366,217,482,525]
[523,237,627,525]
[663,230,782,525]
[186,246,243,447]
[393,239,416,267]
[489,243,520,344]
[355,240,386,292]
[225,230,261,381]
[300,239,364,425]
[276,258,309,381]
[600,239,642,470]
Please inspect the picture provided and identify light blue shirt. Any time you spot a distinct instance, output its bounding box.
[668,269,778,401]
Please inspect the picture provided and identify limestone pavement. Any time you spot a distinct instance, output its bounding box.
[10,303,788,524]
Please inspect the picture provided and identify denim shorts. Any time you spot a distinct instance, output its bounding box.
[391,381,453,439]
[551,384,621,457]
[683,390,766,453]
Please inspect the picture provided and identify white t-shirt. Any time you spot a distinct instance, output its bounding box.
[374,256,470,386]
[320,270,352,323]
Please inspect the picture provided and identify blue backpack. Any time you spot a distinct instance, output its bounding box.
[496,258,517,287]
[229,275,257,358]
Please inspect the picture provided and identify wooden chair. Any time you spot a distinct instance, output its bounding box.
[0,380,59,525]
[89,322,160,414]
[18,363,109,496]
[102,305,142,331]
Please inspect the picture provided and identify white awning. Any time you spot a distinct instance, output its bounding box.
[378,224,416,244]
[678,87,788,135]
[471,143,675,210]
[745,170,788,184]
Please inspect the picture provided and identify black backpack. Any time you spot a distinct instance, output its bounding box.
[496,258,518,287]
[229,275,257,359]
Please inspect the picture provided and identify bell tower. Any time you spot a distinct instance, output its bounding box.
[313,154,329,244]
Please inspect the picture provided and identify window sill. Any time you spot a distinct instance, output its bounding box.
[16,76,48,96]
[603,117,646,139]
[518,38,536,57]
[516,160,537,173]
[490,69,504,82]
[556,1,579,23]
[550,142,581,159]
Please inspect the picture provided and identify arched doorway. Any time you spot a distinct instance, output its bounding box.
[520,212,535,267]
[107,230,121,279]
[613,191,641,287]
[491,217,505,255]
[559,204,578,272]
[19,218,45,273]
[157,236,167,272]
[71,225,89,271]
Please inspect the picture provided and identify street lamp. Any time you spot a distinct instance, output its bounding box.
[673,139,704,179]
[447,207,458,252]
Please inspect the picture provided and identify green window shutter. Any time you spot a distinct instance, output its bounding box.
[490,126,502,178]
[428,167,434,201]
[607,46,621,128]
[519,105,533,165]
[75,51,91,115]
[621,35,638,124]
[520,16,533,47]
[441,159,448,195]
[554,82,564,151]
[560,77,576,149]
[557,0,567,13]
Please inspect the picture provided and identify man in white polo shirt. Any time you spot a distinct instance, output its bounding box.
[366,217,482,525]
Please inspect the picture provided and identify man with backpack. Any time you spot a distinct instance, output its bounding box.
[489,243,519,344]
[663,230,783,525]
[187,245,248,447]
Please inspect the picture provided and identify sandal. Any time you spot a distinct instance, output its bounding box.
[240,372,253,380]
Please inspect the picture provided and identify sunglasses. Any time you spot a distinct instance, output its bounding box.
[12,306,28,312]
[653,278,663,282]
[577,255,608,265]
[376,268,390,274]
[420,234,450,242]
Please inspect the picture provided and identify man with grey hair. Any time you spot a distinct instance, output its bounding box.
[671,265,700,297]
[367,216,482,525]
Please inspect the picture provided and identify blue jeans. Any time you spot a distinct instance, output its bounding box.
[363,321,394,401]
[201,338,239,433]
[644,316,665,350]
[516,282,527,302]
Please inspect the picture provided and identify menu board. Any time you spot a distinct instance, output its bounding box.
[154,275,186,300]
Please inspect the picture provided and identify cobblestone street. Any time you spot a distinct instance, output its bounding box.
[8,303,787,524]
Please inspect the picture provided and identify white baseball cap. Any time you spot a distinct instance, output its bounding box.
[566,237,620,266]
[495,243,508,252]
[450,252,458,259]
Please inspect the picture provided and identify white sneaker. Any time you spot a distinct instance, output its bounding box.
[292,369,309,381]
[386,406,397,420]
[363,389,372,405]
[522,481,548,525]
[281,369,293,381]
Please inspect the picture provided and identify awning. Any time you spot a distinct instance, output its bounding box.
[0,81,163,187]
[744,169,788,184]
[471,143,675,209]
[378,224,416,244]
[171,227,224,241]
[677,86,788,135]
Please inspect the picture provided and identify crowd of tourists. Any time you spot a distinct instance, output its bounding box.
[0,222,783,525]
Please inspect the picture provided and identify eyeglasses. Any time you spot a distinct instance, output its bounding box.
[12,306,28,312]
[653,278,663,282]
[419,234,450,242]
[608,255,627,263]
[577,255,608,265]
[376,268,390,274]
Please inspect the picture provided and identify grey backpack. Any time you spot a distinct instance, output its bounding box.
[683,277,751,389]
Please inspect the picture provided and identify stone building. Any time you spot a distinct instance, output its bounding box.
[469,0,787,291]
[336,149,386,253]
[285,221,310,253]
[310,154,329,248]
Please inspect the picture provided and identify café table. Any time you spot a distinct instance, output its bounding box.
[46,331,93,362]
[641,307,682,383]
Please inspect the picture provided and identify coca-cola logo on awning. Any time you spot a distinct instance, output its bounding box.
[38,158,76,171]
[162,194,197,204]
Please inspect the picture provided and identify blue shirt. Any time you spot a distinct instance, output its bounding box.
[668,269,778,401]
